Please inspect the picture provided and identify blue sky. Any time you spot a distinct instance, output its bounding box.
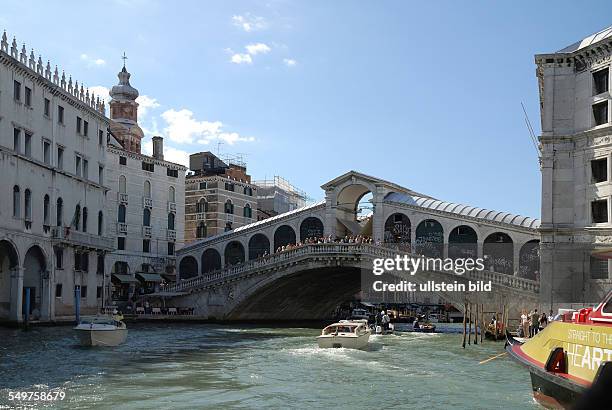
[2,1,611,218]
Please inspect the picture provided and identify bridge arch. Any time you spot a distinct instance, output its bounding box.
[179,256,198,279]
[225,241,245,266]
[519,239,540,280]
[483,232,514,274]
[448,225,478,259]
[248,234,270,260]
[274,225,296,251]
[415,219,444,257]
[384,213,411,244]
[23,245,47,319]
[300,217,324,241]
[201,248,222,273]
[335,183,375,236]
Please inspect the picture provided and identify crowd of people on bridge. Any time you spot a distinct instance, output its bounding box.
[273,235,375,254]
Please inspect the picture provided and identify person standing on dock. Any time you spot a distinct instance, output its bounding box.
[381,311,390,332]
[530,309,539,337]
[520,310,529,338]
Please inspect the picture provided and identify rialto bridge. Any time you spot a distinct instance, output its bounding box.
[168,171,542,320]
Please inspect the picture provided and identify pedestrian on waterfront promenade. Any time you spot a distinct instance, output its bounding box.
[530,309,539,337]
[520,310,529,338]
[539,312,548,330]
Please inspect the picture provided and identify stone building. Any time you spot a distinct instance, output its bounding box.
[0,31,114,323]
[253,176,308,221]
[536,26,612,306]
[184,152,256,243]
[104,64,186,304]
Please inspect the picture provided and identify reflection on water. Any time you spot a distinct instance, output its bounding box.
[0,324,537,409]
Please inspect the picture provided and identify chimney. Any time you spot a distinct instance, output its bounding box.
[152,136,164,160]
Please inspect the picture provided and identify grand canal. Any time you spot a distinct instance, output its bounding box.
[0,324,538,409]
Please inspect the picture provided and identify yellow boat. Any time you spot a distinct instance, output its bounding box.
[506,291,612,408]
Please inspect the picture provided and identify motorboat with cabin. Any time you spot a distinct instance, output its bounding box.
[506,290,612,408]
[317,319,371,349]
[74,312,128,347]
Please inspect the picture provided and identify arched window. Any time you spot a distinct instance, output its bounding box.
[243,203,252,218]
[224,199,234,214]
[12,185,20,218]
[98,211,103,235]
[43,195,50,225]
[143,208,151,227]
[197,198,207,213]
[169,186,176,203]
[168,213,175,230]
[118,204,126,223]
[119,175,126,193]
[82,207,88,232]
[144,180,151,198]
[196,222,207,238]
[24,189,32,221]
[243,186,253,196]
[56,197,63,226]
[74,204,81,230]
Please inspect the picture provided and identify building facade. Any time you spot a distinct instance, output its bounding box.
[184,152,256,245]
[104,65,186,304]
[536,27,612,306]
[253,176,308,221]
[0,31,114,323]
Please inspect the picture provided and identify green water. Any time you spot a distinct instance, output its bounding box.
[0,323,538,409]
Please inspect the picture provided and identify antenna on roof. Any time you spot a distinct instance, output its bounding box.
[521,102,540,159]
[216,141,224,155]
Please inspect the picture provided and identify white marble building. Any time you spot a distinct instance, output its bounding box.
[537,27,612,305]
[0,31,114,323]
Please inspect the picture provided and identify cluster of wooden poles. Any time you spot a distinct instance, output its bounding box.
[461,301,510,348]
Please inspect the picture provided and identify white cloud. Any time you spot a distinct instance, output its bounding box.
[80,53,106,67]
[232,14,267,32]
[136,95,160,118]
[161,108,254,145]
[283,58,297,67]
[142,140,190,167]
[245,43,271,55]
[231,53,253,64]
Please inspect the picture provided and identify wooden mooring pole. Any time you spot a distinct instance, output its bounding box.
[462,302,467,348]
[480,304,484,343]
[473,303,478,345]
[468,303,472,345]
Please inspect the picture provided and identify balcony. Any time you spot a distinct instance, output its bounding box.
[167,229,176,241]
[143,197,153,208]
[118,192,128,204]
[167,201,176,212]
[143,226,152,237]
[196,212,206,220]
[117,222,128,234]
[51,226,114,250]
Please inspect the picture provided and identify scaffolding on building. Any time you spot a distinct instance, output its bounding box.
[253,176,312,214]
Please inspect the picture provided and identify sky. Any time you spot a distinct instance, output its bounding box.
[2,1,611,218]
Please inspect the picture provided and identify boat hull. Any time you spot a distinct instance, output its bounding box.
[75,329,128,347]
[317,333,370,349]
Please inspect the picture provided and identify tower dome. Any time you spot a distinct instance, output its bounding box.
[109,62,144,153]
[110,66,139,101]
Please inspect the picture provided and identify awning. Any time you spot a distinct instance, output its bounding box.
[112,274,138,284]
[592,248,612,259]
[136,273,164,282]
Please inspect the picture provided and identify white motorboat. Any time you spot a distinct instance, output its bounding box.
[74,316,128,347]
[317,319,371,349]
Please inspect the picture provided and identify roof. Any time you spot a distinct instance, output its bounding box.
[384,192,540,229]
[557,26,612,53]
[320,170,429,198]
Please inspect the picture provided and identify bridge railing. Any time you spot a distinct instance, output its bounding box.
[164,243,539,294]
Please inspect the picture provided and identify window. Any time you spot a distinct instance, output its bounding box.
[55,284,62,298]
[167,242,175,255]
[196,222,207,238]
[591,256,608,279]
[24,86,31,107]
[119,175,126,193]
[168,213,175,230]
[82,207,88,232]
[83,121,88,137]
[73,205,81,230]
[43,140,51,164]
[143,208,151,226]
[144,180,151,198]
[592,199,608,223]
[243,203,252,218]
[197,198,207,213]
[594,68,609,95]
[24,133,31,157]
[118,204,126,223]
[244,186,253,196]
[81,286,87,298]
[56,198,63,226]
[225,222,232,232]
[169,186,176,203]
[225,200,234,214]
[98,129,104,146]
[97,254,104,274]
[43,195,50,225]
[74,251,81,271]
[83,159,88,179]
[142,161,154,172]
[12,186,20,217]
[199,182,207,190]
[96,286,102,299]
[76,117,82,134]
[225,182,235,191]
[592,158,607,183]
[593,101,608,126]
[57,146,64,169]
[98,211,103,235]
[44,98,50,117]
[13,128,20,152]
[118,237,125,250]
[13,80,20,101]
[75,155,82,177]
[55,248,63,269]
[24,189,31,221]
[143,239,150,253]
[119,156,127,165]
[81,252,89,272]
[57,105,64,124]
[167,168,178,177]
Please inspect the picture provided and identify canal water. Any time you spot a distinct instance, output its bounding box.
[0,323,538,409]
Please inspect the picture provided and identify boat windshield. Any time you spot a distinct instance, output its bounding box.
[323,325,356,334]
[79,318,119,326]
